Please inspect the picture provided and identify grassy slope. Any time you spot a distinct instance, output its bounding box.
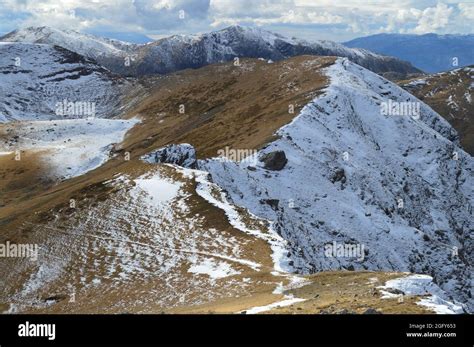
[399,66,474,155]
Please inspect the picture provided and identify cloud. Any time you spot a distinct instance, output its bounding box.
[414,3,453,34]
[459,3,474,20]
[209,0,344,27]
[0,0,470,41]
[0,0,211,34]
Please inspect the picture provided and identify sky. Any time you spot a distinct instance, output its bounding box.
[0,0,473,42]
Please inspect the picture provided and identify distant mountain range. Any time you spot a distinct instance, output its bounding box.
[0,26,421,78]
[345,33,474,73]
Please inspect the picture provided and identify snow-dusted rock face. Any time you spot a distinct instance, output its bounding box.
[0,26,136,61]
[201,58,473,310]
[0,43,130,122]
[141,144,198,169]
[133,26,421,78]
[1,26,420,78]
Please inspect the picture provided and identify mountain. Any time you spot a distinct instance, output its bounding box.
[1,26,421,79]
[201,58,473,311]
[85,31,153,44]
[0,26,138,62]
[400,66,474,155]
[345,33,474,73]
[0,42,132,122]
[0,56,470,313]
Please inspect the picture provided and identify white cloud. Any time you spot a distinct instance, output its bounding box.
[459,3,474,20]
[0,0,471,41]
[414,3,453,34]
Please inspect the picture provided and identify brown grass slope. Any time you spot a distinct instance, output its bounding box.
[400,66,474,155]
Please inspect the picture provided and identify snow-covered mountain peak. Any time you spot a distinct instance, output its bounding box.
[214,25,289,42]
[1,26,136,60]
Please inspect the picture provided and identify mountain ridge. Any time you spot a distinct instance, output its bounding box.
[1,25,421,79]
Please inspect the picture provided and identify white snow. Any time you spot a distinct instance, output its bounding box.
[188,258,240,279]
[465,92,472,104]
[1,26,135,60]
[243,295,306,314]
[447,95,460,110]
[177,166,294,274]
[132,173,182,208]
[404,78,428,87]
[0,118,139,179]
[379,275,465,314]
[0,42,129,122]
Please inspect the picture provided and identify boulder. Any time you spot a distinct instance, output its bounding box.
[260,150,287,171]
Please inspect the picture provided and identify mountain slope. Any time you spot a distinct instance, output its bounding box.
[1,26,421,79]
[201,58,473,311]
[0,26,137,62]
[400,66,474,155]
[0,42,131,122]
[0,56,331,313]
[345,33,474,73]
[0,56,469,313]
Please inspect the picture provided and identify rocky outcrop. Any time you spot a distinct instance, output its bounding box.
[141,144,198,169]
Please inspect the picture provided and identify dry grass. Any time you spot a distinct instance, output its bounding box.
[167,271,434,314]
[400,67,474,155]
[119,55,334,159]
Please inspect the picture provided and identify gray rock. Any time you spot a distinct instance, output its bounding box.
[260,151,287,171]
[260,199,280,210]
[331,168,346,184]
[141,143,198,169]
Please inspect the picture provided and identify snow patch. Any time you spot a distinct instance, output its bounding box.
[132,174,182,208]
[379,275,465,314]
[188,258,240,280]
[243,295,305,314]
[0,118,139,179]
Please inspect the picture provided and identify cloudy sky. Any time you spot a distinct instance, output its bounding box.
[0,0,473,42]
